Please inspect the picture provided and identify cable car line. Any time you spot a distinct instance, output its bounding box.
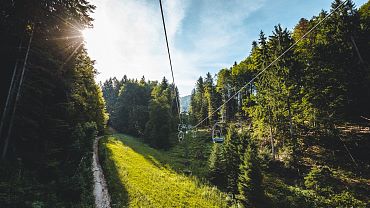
[191,0,349,133]
[158,0,182,122]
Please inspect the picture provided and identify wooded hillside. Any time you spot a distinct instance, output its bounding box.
[1,0,369,207]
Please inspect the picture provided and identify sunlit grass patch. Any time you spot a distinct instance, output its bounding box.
[100,135,229,207]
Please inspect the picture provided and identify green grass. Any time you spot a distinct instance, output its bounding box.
[99,134,231,207]
[100,129,370,208]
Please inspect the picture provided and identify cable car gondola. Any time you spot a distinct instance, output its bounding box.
[212,122,225,143]
[178,131,185,142]
[178,124,187,132]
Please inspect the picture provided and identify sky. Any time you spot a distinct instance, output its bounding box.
[83,0,368,96]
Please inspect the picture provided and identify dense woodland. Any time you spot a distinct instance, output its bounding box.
[0,0,107,207]
[188,0,370,207]
[1,0,370,207]
[102,76,180,149]
[190,0,370,128]
[103,0,370,207]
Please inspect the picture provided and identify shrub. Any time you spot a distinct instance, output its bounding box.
[331,191,367,208]
[304,166,337,194]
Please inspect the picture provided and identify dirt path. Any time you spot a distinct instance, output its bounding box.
[92,136,111,208]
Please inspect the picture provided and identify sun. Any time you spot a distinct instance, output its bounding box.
[80,27,104,56]
[81,22,119,47]
[81,28,93,43]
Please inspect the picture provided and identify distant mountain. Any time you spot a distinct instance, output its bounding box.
[180,95,191,112]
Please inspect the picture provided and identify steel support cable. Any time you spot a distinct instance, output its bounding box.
[158,0,182,122]
[192,0,349,130]
[1,24,35,159]
[0,41,23,147]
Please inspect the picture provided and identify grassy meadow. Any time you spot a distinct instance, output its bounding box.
[99,133,232,207]
[99,128,370,208]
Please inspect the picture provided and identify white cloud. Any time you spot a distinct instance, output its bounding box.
[169,0,266,94]
[85,0,265,95]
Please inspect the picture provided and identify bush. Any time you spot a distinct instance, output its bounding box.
[304,166,337,194]
[331,191,367,208]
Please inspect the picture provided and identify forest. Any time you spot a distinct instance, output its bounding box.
[185,0,370,206]
[0,0,107,207]
[102,76,180,149]
[1,0,370,207]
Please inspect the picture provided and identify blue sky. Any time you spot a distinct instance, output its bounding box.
[83,0,368,96]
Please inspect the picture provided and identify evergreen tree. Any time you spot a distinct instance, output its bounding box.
[223,126,242,194]
[0,0,107,206]
[208,143,227,189]
[196,77,208,125]
[238,140,264,208]
[102,77,122,116]
[189,89,197,125]
[216,68,237,121]
[144,77,176,149]
[204,72,218,125]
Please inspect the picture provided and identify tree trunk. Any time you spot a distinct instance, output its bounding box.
[1,24,34,160]
[350,36,364,64]
[287,97,294,139]
[269,124,275,160]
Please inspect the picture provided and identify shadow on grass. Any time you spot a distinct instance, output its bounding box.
[99,137,129,208]
[115,134,184,167]
[112,133,211,178]
[304,133,370,176]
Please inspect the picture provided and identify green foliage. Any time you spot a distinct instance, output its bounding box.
[264,171,368,208]
[208,127,250,194]
[0,122,97,207]
[102,77,122,115]
[102,76,178,149]
[0,0,368,207]
[188,6,370,208]
[99,134,230,207]
[304,166,338,194]
[190,77,208,125]
[208,143,227,189]
[223,126,243,194]
[188,0,370,167]
[110,78,151,136]
[0,0,107,206]
[330,191,367,208]
[237,140,264,208]
[144,78,176,149]
[216,68,238,121]
[204,73,219,125]
[69,51,108,132]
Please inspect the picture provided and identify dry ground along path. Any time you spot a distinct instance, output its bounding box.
[93,136,111,208]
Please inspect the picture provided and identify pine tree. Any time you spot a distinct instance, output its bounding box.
[208,143,227,189]
[238,140,264,208]
[216,68,237,121]
[223,126,242,194]
[189,89,197,125]
[0,1,108,206]
[144,77,176,149]
[204,72,218,125]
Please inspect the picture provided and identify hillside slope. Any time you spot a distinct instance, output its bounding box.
[99,134,230,207]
